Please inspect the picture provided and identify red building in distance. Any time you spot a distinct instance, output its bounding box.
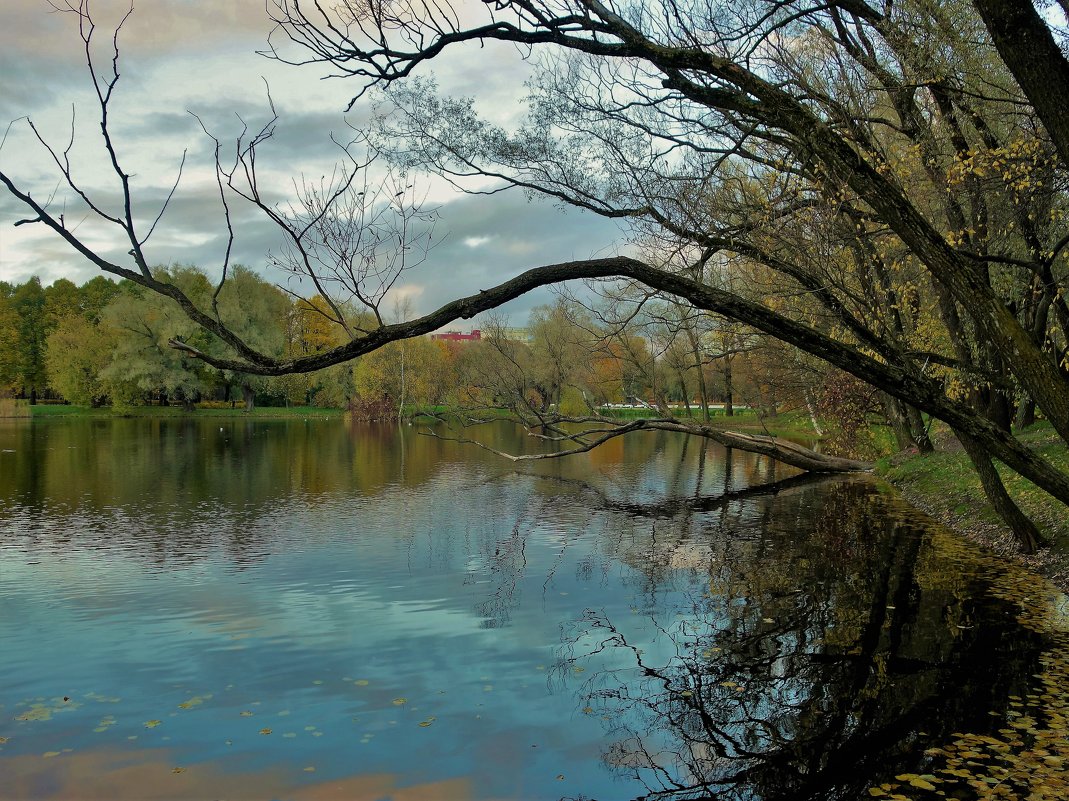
[430,329,481,343]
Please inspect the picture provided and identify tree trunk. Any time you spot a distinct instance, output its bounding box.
[956,430,1048,553]
[1015,397,1036,430]
[972,0,1069,168]
[880,393,916,451]
[242,382,255,412]
[724,357,734,416]
[805,390,825,437]
[677,371,691,418]
[906,405,933,453]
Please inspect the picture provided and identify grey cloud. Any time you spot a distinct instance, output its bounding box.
[1,1,633,328]
[399,190,627,325]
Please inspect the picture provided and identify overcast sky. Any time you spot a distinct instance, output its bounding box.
[0,0,627,327]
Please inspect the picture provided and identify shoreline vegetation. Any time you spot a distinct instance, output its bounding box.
[19,403,345,420]
[12,402,1067,590]
[876,421,1069,593]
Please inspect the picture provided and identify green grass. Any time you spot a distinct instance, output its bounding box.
[876,421,1069,549]
[30,404,345,419]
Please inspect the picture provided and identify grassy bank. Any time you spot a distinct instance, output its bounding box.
[877,421,1069,589]
[30,404,345,419]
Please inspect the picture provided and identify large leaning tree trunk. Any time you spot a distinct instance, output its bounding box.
[972,0,1069,169]
[956,429,1048,554]
[444,412,872,474]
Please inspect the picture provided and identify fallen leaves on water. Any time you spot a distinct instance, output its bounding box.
[868,551,1069,801]
[144,720,162,729]
[177,695,211,710]
[16,697,82,722]
[392,698,407,706]
[259,728,272,735]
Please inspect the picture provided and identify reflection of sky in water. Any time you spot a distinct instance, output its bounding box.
[1,419,1064,800]
[1,420,728,799]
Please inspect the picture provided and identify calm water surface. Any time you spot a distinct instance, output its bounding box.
[0,418,1066,800]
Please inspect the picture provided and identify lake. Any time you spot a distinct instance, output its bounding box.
[1,418,1066,800]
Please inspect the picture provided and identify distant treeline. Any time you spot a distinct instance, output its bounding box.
[1,267,781,420]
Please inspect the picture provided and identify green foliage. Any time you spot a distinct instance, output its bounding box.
[11,276,49,394]
[353,336,445,413]
[878,422,1069,550]
[98,267,216,407]
[0,292,20,392]
[43,278,81,325]
[558,385,590,416]
[215,266,293,409]
[79,276,123,324]
[45,314,117,406]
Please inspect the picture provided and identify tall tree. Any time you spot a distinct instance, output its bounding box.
[11,277,49,403]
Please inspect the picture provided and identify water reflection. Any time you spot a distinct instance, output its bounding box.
[0,419,1065,800]
[556,481,1056,800]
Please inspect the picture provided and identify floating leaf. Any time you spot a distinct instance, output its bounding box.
[42,751,61,758]
[259,728,272,735]
[144,720,162,729]
[171,767,185,774]
[354,680,369,686]
[392,698,407,706]
[17,707,53,722]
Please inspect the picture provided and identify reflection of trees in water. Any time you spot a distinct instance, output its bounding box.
[2,421,1055,796]
[553,483,1046,801]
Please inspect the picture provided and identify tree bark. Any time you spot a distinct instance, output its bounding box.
[956,429,1048,553]
[881,393,917,451]
[242,382,255,412]
[906,406,933,453]
[723,357,733,417]
[972,0,1069,168]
